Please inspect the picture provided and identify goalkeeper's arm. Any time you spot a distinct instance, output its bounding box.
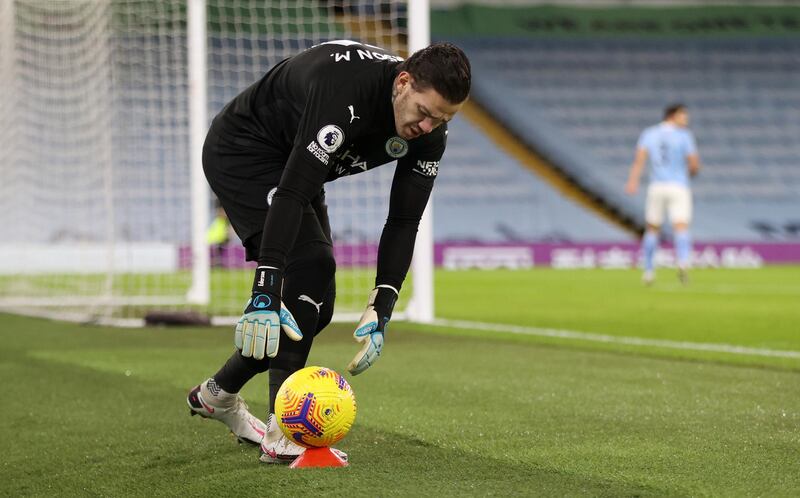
[346,161,435,375]
[373,155,436,290]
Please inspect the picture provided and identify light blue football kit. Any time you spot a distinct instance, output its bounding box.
[637,123,698,272]
[637,123,697,187]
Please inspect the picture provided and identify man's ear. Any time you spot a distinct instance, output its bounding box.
[396,71,412,92]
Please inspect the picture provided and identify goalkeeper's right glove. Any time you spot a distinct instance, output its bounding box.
[235,266,303,360]
[347,285,398,375]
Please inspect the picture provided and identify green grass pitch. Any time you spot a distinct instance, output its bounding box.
[1,267,799,496]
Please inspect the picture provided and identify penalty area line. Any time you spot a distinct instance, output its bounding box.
[430,319,800,360]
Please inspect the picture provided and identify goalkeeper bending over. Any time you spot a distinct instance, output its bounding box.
[187,41,471,464]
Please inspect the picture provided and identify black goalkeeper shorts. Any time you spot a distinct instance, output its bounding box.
[202,129,332,262]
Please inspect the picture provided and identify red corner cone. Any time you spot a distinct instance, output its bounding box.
[289,447,348,469]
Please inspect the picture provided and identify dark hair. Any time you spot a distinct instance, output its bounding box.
[664,103,687,120]
[398,42,471,104]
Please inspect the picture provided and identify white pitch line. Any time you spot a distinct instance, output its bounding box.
[431,319,800,359]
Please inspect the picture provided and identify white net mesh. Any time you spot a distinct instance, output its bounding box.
[0,0,414,322]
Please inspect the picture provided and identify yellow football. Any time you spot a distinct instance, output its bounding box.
[274,366,357,448]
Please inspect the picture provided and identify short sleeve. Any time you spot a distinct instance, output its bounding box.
[636,129,650,149]
[684,131,698,155]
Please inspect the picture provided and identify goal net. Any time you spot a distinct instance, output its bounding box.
[0,0,432,324]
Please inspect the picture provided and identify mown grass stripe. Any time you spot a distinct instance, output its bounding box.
[432,318,800,359]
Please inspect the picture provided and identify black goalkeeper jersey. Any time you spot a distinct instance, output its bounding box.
[206,40,448,289]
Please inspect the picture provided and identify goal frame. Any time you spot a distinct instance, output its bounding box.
[0,0,433,326]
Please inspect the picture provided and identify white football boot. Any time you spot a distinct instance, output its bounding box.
[642,270,655,286]
[187,378,266,446]
[259,414,348,464]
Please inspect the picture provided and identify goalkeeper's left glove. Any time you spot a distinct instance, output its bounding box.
[347,284,398,375]
[234,266,303,360]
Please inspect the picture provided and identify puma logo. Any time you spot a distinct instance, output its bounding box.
[298,295,323,313]
[347,105,360,124]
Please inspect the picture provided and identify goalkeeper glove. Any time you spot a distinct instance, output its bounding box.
[235,266,303,360]
[347,284,398,375]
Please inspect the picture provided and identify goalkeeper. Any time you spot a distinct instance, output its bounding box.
[187,41,471,464]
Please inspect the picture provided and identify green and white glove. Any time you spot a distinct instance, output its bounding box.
[235,266,303,360]
[347,284,398,375]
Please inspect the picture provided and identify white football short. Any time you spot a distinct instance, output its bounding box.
[645,183,692,226]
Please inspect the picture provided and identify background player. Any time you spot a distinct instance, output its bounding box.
[625,103,701,285]
[186,40,471,464]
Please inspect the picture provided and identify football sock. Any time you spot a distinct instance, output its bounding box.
[213,242,334,398]
[675,231,691,268]
[315,279,335,335]
[265,248,337,413]
[213,351,269,394]
[269,368,292,414]
[643,231,658,272]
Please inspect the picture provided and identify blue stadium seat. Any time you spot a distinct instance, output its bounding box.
[453,37,800,240]
[435,116,631,242]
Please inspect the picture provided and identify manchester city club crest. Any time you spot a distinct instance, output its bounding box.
[385,136,408,158]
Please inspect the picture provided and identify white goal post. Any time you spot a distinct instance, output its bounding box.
[405,0,434,323]
[0,0,433,324]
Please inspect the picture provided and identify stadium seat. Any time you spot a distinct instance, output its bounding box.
[453,37,800,241]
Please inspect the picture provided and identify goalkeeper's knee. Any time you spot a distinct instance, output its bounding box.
[316,282,336,335]
[292,242,336,335]
[285,240,335,288]
[281,240,336,340]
